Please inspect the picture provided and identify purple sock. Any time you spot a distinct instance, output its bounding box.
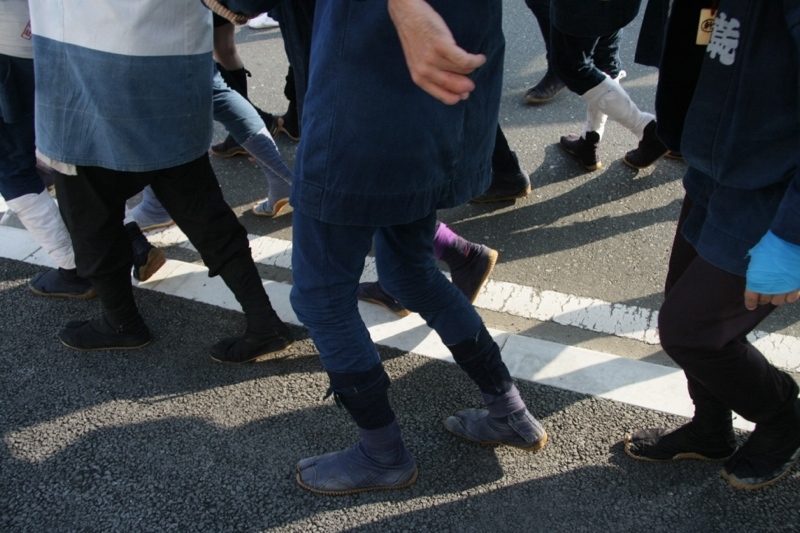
[433,222,468,262]
[481,385,527,419]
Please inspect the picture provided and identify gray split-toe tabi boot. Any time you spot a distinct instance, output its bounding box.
[296,365,418,495]
[296,429,418,495]
[445,406,547,451]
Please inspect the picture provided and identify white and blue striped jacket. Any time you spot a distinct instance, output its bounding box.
[30,1,215,172]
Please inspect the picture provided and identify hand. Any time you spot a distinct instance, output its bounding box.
[388,0,486,105]
[744,289,800,311]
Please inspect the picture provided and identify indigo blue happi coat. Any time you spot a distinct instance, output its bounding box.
[290,0,505,226]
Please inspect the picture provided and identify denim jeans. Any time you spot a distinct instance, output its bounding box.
[550,26,622,95]
[0,54,44,201]
[212,67,263,144]
[290,209,483,373]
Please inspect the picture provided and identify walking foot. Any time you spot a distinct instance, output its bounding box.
[296,443,418,495]
[444,408,547,451]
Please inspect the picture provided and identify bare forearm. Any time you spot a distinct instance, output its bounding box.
[387,0,486,104]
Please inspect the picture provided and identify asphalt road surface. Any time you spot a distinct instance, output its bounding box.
[2,2,799,531]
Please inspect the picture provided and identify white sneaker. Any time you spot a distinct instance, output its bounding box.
[247,13,279,29]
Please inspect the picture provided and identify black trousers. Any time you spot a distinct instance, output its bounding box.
[659,196,799,425]
[54,154,250,280]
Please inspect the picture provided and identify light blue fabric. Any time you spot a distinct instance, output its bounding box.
[212,68,263,145]
[32,33,214,172]
[746,230,800,294]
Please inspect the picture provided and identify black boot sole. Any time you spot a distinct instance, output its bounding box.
[210,337,294,364]
[470,184,532,203]
[623,433,738,462]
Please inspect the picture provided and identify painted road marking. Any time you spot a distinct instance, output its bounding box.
[0,224,760,430]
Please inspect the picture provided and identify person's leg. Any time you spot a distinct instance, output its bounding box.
[357,221,498,316]
[211,69,293,217]
[0,54,93,298]
[471,124,531,203]
[374,213,546,451]
[53,167,151,349]
[277,0,315,124]
[290,209,417,495]
[126,185,174,231]
[626,195,746,462]
[626,194,800,489]
[581,32,667,169]
[549,28,608,170]
[148,154,293,362]
[211,19,279,157]
[275,66,300,141]
[522,0,565,104]
[659,252,800,489]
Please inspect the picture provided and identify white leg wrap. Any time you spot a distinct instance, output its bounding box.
[582,102,608,140]
[581,75,654,140]
[6,191,76,270]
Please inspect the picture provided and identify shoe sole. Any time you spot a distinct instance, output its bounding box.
[622,150,669,170]
[135,248,167,282]
[251,198,291,218]
[358,296,411,317]
[719,459,799,490]
[28,285,97,300]
[622,434,737,463]
[524,86,566,104]
[209,147,248,158]
[295,467,419,495]
[59,337,152,351]
[209,340,295,364]
[470,184,532,204]
[446,423,549,452]
[138,220,175,232]
[465,248,499,303]
[276,117,300,141]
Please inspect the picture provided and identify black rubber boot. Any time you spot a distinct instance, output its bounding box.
[58,269,151,350]
[210,255,294,363]
[125,222,166,282]
[472,126,531,203]
[722,394,800,490]
[525,69,566,104]
[625,378,739,462]
[623,120,669,169]
[560,131,602,171]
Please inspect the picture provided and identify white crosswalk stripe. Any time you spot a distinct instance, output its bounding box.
[0,222,770,430]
